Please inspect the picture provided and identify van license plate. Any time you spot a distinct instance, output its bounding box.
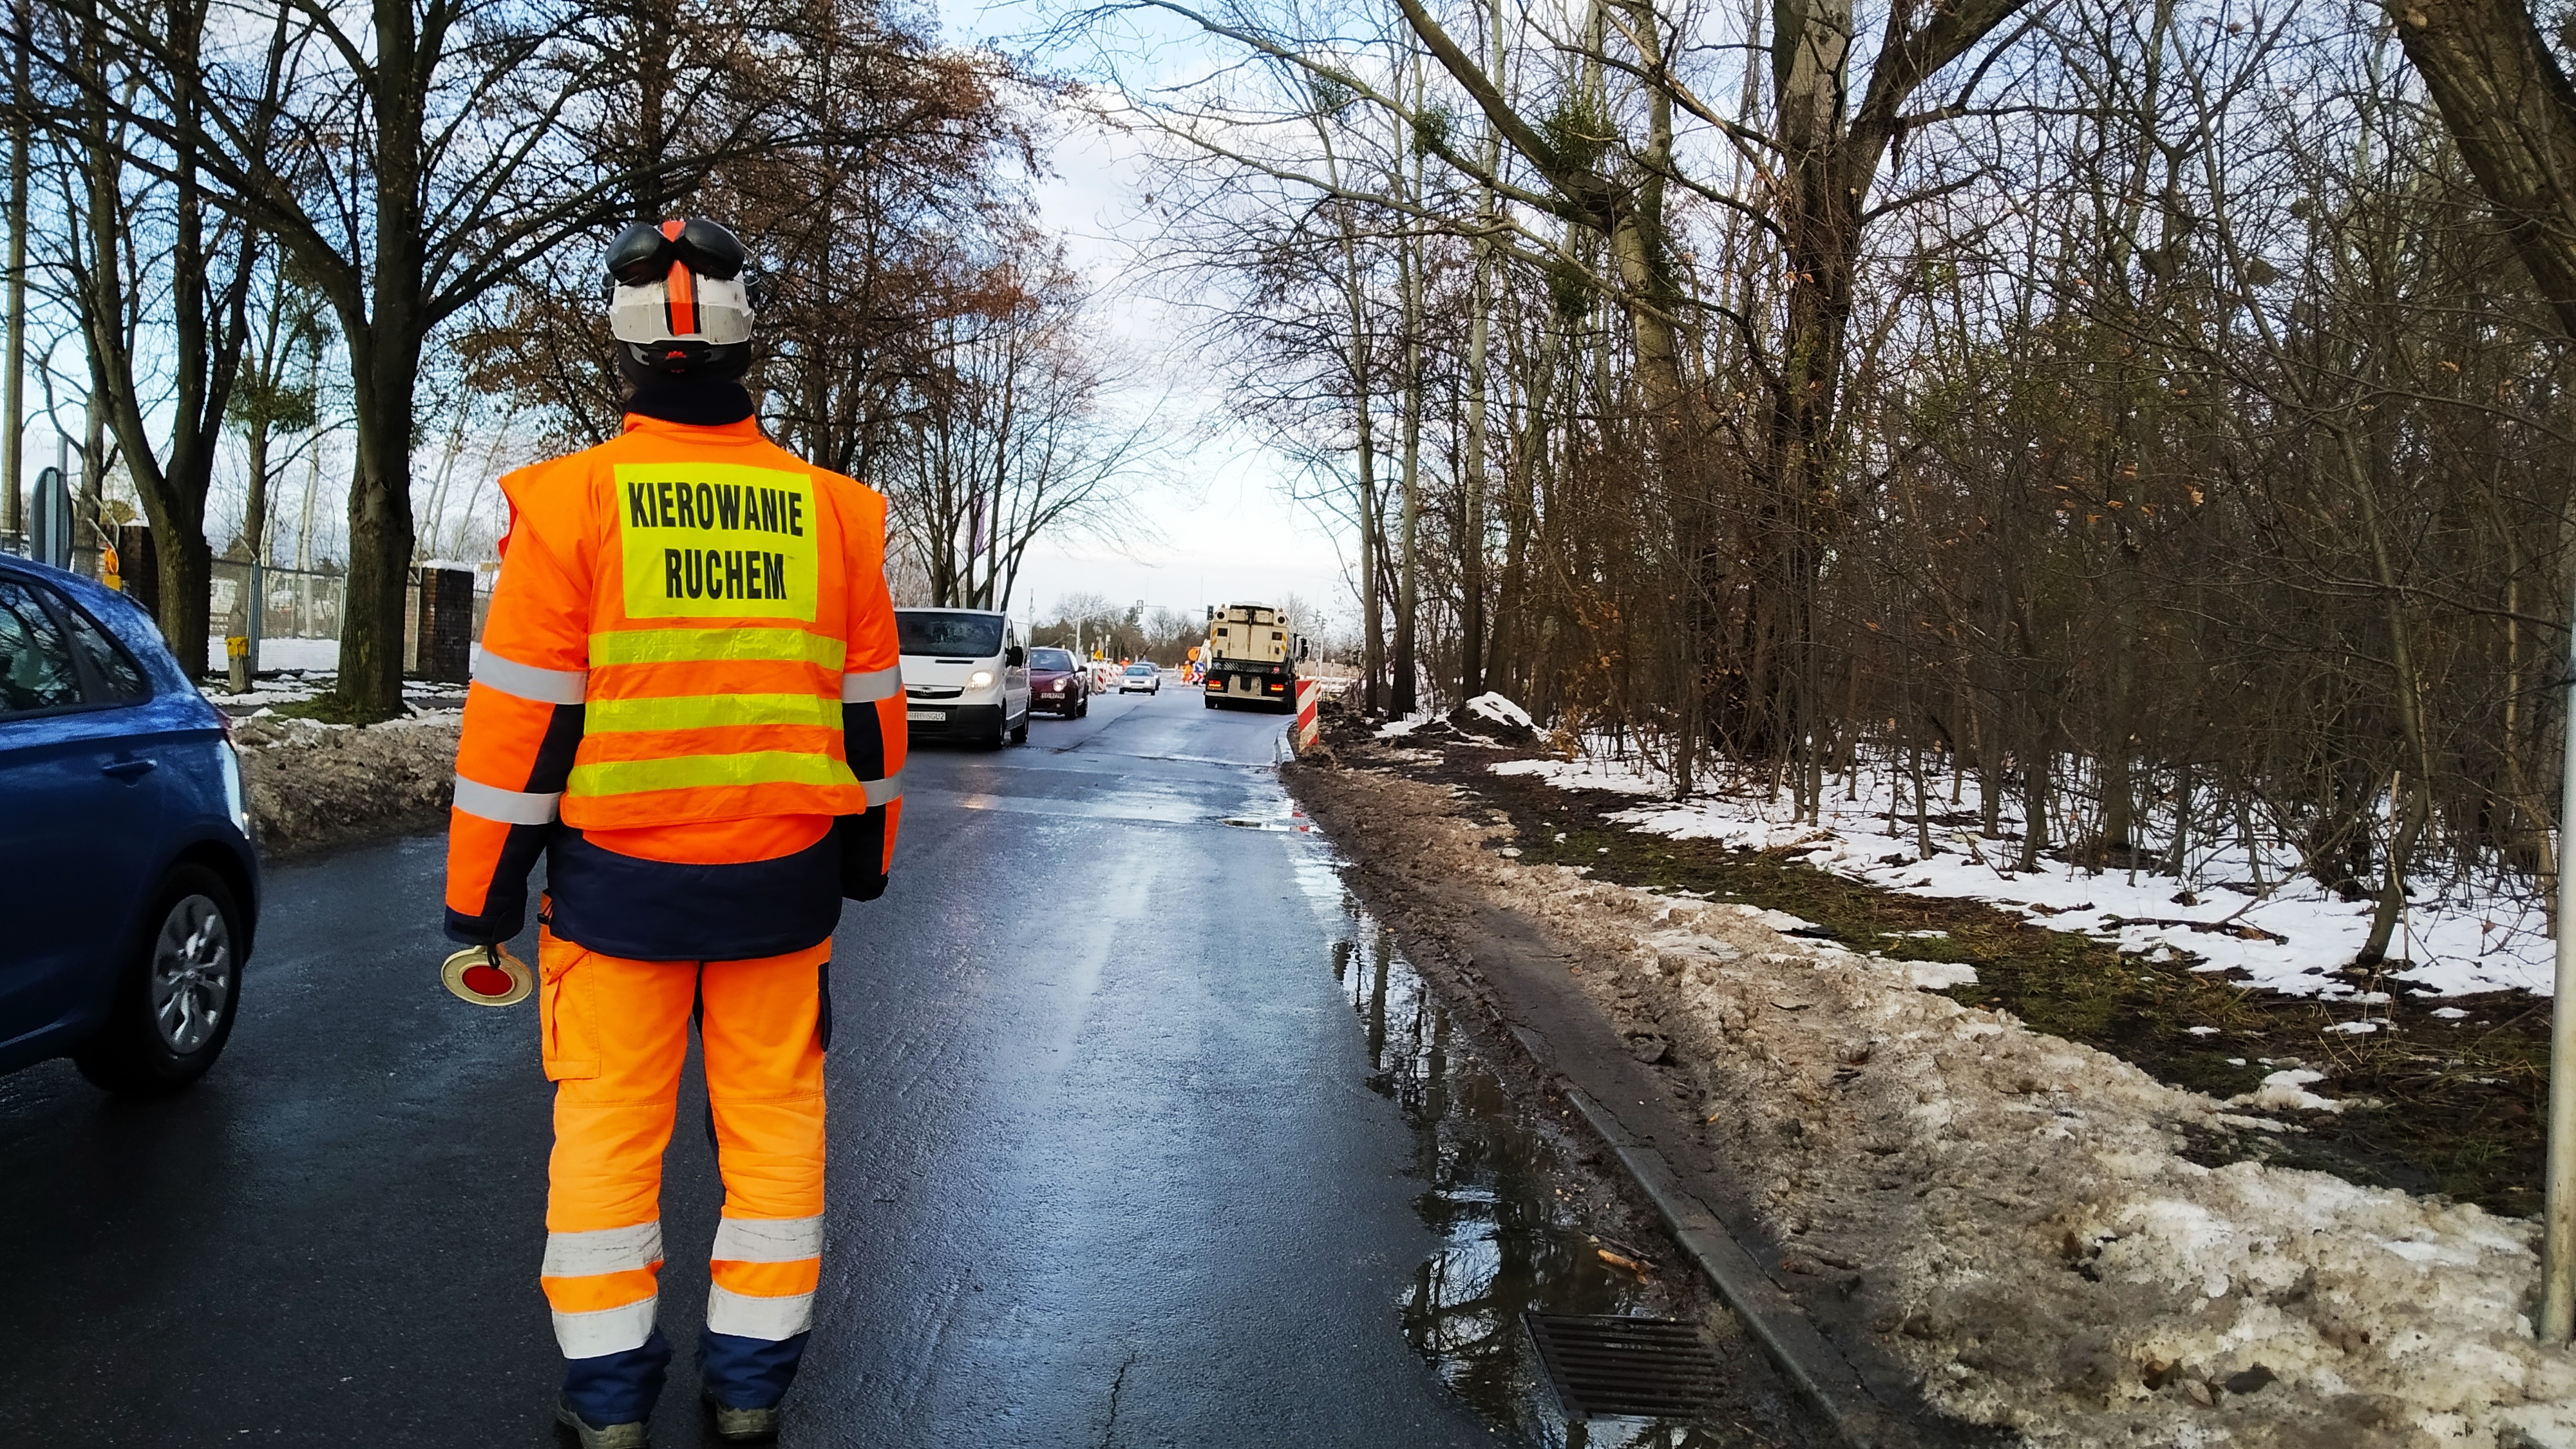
[907,709,947,723]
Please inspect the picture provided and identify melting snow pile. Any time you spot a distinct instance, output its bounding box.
[1375,692,1544,746]
[1491,751,2550,999]
[1551,876,2576,1446]
[233,711,462,850]
[1304,766,2576,1445]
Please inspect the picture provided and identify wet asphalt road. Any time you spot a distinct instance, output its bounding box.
[0,686,1501,1447]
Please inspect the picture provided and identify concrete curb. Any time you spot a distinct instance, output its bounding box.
[1534,1043,1907,1449]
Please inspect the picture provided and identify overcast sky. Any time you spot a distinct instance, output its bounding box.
[942,0,1357,629]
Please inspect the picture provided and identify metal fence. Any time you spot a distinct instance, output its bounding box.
[86,549,492,679]
[210,559,345,643]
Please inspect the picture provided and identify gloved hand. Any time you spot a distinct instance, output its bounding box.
[837,811,890,902]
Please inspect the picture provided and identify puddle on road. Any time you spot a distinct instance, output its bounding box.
[1323,882,1771,1448]
[1218,800,1320,832]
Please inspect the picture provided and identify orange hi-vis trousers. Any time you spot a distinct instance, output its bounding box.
[536,927,828,1366]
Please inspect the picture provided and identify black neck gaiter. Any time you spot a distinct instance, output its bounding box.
[616,350,756,426]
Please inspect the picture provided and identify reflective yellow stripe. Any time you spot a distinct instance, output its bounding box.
[567,751,860,799]
[589,628,844,668]
[585,694,837,734]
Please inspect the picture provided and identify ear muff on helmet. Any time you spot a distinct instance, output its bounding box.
[605,218,748,285]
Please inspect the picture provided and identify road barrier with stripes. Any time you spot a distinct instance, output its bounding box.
[1294,677,1321,752]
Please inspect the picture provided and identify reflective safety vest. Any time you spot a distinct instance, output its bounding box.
[567,456,870,823]
[444,413,905,949]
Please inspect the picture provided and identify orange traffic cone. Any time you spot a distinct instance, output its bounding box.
[440,943,533,1007]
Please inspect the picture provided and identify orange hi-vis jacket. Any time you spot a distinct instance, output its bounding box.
[444,412,906,961]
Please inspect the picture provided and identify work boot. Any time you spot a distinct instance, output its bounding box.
[554,1396,649,1449]
[703,1388,782,1443]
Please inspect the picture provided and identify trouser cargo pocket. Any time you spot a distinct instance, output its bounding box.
[538,927,601,1080]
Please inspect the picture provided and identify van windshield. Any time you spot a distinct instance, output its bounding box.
[896,612,1005,657]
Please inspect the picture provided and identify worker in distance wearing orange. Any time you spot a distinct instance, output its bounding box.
[443,217,905,1447]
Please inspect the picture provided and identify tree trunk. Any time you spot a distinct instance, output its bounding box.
[1392,75,1424,717]
[244,419,272,564]
[1460,228,1490,701]
[2389,0,2576,341]
[338,333,422,715]
[1485,320,1552,701]
[2017,726,2052,874]
[77,0,245,668]
[1358,383,1383,714]
[2,0,26,542]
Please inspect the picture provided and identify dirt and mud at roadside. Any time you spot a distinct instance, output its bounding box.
[1287,702,2576,1447]
[232,710,461,855]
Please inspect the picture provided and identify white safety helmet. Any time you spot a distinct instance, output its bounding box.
[603,218,762,375]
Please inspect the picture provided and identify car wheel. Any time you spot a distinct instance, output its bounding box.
[1077,697,1089,718]
[1204,692,1218,709]
[1010,712,1029,744]
[75,864,244,1096]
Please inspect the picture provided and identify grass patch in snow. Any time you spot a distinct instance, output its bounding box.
[1433,745,2551,1217]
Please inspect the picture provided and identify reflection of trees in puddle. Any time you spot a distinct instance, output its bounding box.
[1333,907,1747,1448]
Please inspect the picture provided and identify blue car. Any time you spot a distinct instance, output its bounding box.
[0,553,257,1092]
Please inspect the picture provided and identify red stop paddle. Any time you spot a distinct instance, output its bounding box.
[440,944,534,1007]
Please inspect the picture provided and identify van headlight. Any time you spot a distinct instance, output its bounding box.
[969,670,995,688]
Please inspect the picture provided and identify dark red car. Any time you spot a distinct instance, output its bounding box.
[1027,645,1088,717]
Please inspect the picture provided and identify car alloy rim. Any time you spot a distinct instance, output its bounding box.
[150,893,231,1054]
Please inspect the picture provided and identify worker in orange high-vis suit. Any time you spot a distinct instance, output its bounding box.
[442,218,905,1449]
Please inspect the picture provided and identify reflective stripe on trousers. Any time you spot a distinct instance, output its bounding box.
[536,930,830,1364]
[708,1213,824,1340]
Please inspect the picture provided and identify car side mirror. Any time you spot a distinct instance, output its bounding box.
[1006,645,1025,667]
[1298,638,1312,661]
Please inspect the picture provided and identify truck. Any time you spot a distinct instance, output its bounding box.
[1201,602,1305,712]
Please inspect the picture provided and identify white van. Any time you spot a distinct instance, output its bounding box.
[894,607,1032,748]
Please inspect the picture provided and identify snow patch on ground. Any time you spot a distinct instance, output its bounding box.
[1501,747,2550,999]
[202,668,471,711]
[1492,755,1670,797]
[202,636,345,673]
[1462,692,1535,731]
[2233,1070,2347,1113]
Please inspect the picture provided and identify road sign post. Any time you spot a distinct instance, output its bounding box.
[26,463,65,567]
[2544,615,2576,1340]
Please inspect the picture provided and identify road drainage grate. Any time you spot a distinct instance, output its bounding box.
[1522,1312,1723,1420]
